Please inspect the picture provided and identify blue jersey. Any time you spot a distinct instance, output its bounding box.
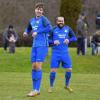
[25,15,52,47]
[52,25,77,53]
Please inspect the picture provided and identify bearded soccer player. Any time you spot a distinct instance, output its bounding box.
[48,17,77,93]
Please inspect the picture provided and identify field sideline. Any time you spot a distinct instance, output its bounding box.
[0,47,100,100]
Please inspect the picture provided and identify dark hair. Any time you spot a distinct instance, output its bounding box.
[9,25,13,29]
[35,2,44,9]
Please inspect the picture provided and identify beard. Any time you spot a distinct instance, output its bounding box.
[57,23,64,28]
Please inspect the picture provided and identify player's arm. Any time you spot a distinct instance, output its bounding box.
[23,22,32,37]
[68,27,77,42]
[64,27,77,44]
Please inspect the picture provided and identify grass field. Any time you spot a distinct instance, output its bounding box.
[0,47,100,100]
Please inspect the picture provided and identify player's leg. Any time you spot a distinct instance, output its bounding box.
[28,47,48,96]
[27,62,41,97]
[34,62,42,92]
[65,68,72,87]
[64,68,73,92]
[48,53,60,93]
[35,47,48,92]
[27,47,37,96]
[27,62,43,97]
[48,68,57,93]
[62,53,73,92]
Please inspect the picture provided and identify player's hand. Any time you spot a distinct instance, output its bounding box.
[63,39,69,44]
[32,32,37,37]
[23,32,28,37]
[54,40,60,45]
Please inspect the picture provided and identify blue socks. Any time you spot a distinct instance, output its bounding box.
[32,70,71,91]
[32,70,36,90]
[65,72,71,87]
[50,72,56,87]
[32,69,42,91]
[35,70,42,91]
[49,71,71,88]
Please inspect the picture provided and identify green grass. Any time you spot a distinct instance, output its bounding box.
[0,47,100,73]
[0,47,100,100]
[0,72,100,100]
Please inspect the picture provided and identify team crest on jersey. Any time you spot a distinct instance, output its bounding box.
[36,21,39,24]
[64,29,68,33]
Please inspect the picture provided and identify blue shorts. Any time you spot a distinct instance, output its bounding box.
[50,52,72,68]
[31,47,48,63]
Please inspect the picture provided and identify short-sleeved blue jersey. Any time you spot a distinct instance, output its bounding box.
[25,15,52,47]
[52,25,77,53]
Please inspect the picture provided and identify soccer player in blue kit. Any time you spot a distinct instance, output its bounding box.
[48,17,77,93]
[23,3,52,97]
